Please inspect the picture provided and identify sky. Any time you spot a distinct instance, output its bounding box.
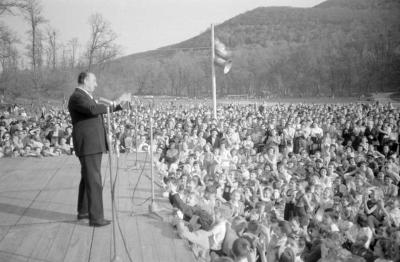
[2,0,325,57]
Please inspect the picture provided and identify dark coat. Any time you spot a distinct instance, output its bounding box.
[169,192,195,221]
[68,88,121,157]
[206,135,221,149]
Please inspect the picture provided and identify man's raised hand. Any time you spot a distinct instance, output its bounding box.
[115,93,132,105]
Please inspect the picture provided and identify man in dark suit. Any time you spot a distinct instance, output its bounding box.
[68,72,130,227]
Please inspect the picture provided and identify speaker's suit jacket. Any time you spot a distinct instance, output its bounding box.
[68,88,121,156]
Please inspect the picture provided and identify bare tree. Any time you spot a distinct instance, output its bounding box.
[60,43,69,69]
[21,0,46,73]
[46,26,57,70]
[68,37,79,68]
[86,13,120,70]
[0,23,18,62]
[35,29,44,68]
[0,0,25,16]
[0,22,19,96]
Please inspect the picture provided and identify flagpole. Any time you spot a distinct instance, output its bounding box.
[211,24,217,119]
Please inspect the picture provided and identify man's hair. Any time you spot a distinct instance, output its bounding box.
[205,185,217,194]
[231,238,250,258]
[279,247,295,262]
[278,220,293,235]
[164,177,178,186]
[356,213,368,227]
[78,72,90,85]
[193,209,214,231]
[232,216,248,234]
[246,220,260,234]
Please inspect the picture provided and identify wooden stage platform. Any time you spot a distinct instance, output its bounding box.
[0,154,196,262]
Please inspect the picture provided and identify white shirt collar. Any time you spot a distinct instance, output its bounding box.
[77,86,93,100]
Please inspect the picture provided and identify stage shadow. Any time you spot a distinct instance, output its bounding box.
[0,202,78,225]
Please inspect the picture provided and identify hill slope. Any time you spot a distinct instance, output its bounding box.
[315,0,400,9]
[91,0,399,98]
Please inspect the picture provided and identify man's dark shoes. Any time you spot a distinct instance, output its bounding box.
[89,219,111,227]
[77,213,89,220]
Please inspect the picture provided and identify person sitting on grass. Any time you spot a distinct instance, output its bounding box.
[41,139,59,157]
[57,137,72,155]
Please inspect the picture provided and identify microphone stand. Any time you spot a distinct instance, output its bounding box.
[106,106,120,262]
[135,101,139,167]
[149,97,155,212]
[147,96,163,219]
[130,96,162,220]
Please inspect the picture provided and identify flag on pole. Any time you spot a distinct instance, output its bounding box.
[211,25,233,119]
[214,38,232,74]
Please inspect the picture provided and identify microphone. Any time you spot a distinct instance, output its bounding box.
[98,97,114,106]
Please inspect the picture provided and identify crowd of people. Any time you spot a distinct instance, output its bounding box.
[0,104,73,158]
[1,100,400,262]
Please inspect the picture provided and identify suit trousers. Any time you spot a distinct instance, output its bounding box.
[77,153,104,222]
